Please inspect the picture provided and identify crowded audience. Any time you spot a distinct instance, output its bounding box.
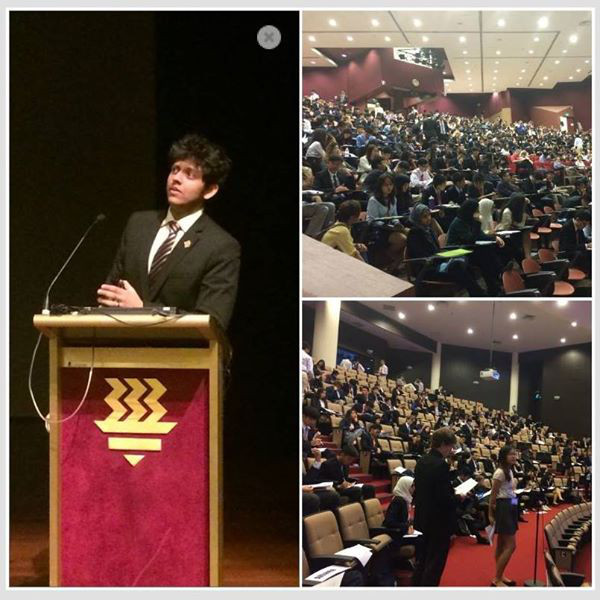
[303,97,592,297]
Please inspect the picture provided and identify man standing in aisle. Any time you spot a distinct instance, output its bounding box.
[412,427,460,586]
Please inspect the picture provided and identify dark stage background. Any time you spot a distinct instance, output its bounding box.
[10,11,298,585]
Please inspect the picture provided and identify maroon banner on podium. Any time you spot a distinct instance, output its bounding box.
[58,367,210,586]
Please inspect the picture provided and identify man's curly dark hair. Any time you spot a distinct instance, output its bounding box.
[168,133,232,188]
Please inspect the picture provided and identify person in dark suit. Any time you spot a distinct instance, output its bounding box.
[421,174,447,210]
[326,381,345,402]
[315,446,376,502]
[559,209,591,275]
[444,172,468,205]
[412,427,460,586]
[422,114,437,141]
[97,134,240,329]
[313,155,356,198]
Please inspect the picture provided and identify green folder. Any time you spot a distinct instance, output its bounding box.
[436,248,473,258]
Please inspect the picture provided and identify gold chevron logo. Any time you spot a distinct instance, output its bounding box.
[95,378,177,466]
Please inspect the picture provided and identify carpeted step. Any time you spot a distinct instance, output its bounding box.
[370,479,392,493]
[376,492,393,505]
[349,464,361,474]
[353,473,374,483]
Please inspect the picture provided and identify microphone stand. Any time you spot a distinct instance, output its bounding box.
[524,499,546,587]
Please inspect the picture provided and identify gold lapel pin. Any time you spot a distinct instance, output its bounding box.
[183,240,191,249]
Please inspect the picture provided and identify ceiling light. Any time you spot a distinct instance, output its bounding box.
[569,76,574,80]
[465,61,470,65]
[466,69,471,73]
[560,338,566,344]
[346,35,354,41]
[381,79,386,85]
[371,19,380,27]
[556,300,569,307]
[554,60,560,64]
[422,35,429,42]
[571,321,577,327]
[385,35,391,42]
[512,334,519,340]
[576,68,582,72]
[497,19,506,27]
[328,19,337,27]
[510,312,517,320]
[534,36,540,42]
[538,16,549,29]
[341,53,347,58]
[496,50,501,55]
[494,69,498,73]
[427,304,435,312]
[516,82,520,86]
[543,76,548,80]
[569,34,578,44]
[413,18,422,28]
[462,50,468,55]
[539,83,544,86]
[310,60,316,65]
[528,50,534,54]
[493,76,497,80]
[518,76,523,80]
[495,61,500,65]
[467,328,474,335]
[459,35,467,43]
[398,312,406,320]
[468,77,472,81]
[308,35,316,42]
[585,59,589,64]
[562,49,567,54]
[521,69,526,73]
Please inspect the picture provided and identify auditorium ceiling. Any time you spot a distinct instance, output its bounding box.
[344,301,591,353]
[303,10,592,93]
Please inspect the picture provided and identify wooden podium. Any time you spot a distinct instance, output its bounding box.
[33,313,227,587]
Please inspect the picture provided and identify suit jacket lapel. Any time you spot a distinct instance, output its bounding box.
[148,212,207,301]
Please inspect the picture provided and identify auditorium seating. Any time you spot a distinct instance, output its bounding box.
[544,551,587,587]
[544,503,591,571]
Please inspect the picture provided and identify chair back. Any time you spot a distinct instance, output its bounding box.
[522,258,540,274]
[502,269,525,292]
[304,510,344,558]
[363,497,385,528]
[538,248,555,262]
[337,502,370,542]
[544,551,565,586]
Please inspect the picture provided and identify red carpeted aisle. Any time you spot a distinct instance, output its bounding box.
[440,504,592,587]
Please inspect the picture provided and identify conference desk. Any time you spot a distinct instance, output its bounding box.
[302,234,414,297]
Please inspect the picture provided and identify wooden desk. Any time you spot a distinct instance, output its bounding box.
[302,235,414,297]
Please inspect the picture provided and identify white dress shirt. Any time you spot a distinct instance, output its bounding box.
[301,349,314,378]
[147,207,203,273]
[410,167,433,190]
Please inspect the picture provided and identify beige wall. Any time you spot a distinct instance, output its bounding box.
[487,107,512,124]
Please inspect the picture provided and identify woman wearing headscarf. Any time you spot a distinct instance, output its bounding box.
[406,204,486,296]
[497,192,532,260]
[384,476,415,535]
[446,199,504,295]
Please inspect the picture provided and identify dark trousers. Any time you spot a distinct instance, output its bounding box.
[340,483,376,503]
[412,530,451,586]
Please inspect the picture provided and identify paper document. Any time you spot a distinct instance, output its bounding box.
[305,565,350,584]
[515,488,531,495]
[485,523,496,546]
[404,529,423,538]
[335,544,372,567]
[309,482,334,490]
[497,230,520,236]
[436,248,472,258]
[454,478,478,495]
[394,466,407,474]
[314,573,346,588]
[476,490,492,500]
[353,483,364,488]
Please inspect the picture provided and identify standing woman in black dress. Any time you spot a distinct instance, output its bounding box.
[489,445,519,587]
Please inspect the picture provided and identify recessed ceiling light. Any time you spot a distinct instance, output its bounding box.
[496,50,501,55]
[510,312,517,319]
[569,34,578,44]
[427,304,435,311]
[308,35,316,42]
[371,18,380,27]
[494,69,498,73]
[381,79,386,85]
[585,59,590,64]
[462,50,468,55]
[534,36,540,42]
[512,334,519,340]
[341,53,347,58]
[569,76,574,79]
[576,68,582,72]
[554,60,560,64]
[442,71,446,75]
[560,337,566,344]
[521,69,526,73]
[518,76,523,80]
[398,312,406,320]
[465,61,470,65]
[413,18,422,28]
[571,321,577,327]
[497,19,506,27]
[543,76,548,80]
[562,49,568,54]
[310,60,316,65]
[528,50,534,54]
[328,19,337,27]
[539,82,544,86]
[538,16,549,29]
[468,77,472,80]
[516,82,520,86]
[467,328,474,334]
[346,35,354,41]
[493,76,497,80]
[385,35,391,42]
[466,69,471,73]
[495,61,500,65]
[422,35,429,42]
[556,300,569,307]
[459,35,467,43]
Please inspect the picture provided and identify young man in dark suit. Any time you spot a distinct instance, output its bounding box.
[412,427,462,586]
[97,134,240,329]
[559,209,591,275]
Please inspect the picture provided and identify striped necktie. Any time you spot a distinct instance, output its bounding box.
[149,220,180,284]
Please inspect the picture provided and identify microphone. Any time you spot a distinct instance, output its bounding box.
[42,213,106,314]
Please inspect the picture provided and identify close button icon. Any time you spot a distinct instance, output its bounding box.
[257,25,281,50]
